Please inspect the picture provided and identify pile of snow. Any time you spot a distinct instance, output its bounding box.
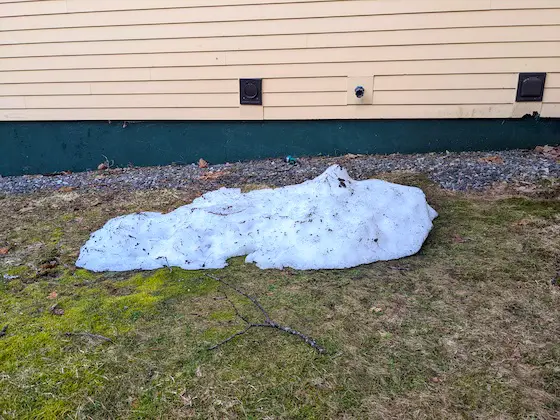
[76,165,437,272]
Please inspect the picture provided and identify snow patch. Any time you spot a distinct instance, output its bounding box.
[76,165,437,272]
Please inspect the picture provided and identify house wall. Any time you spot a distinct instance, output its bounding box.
[1,0,560,121]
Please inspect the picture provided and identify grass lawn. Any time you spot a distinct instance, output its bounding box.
[0,174,559,419]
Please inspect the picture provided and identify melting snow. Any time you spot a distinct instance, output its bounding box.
[76,165,437,272]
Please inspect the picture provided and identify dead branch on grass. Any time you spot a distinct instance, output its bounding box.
[205,274,327,354]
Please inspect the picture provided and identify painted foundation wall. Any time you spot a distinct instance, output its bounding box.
[1,0,560,121]
[2,118,559,176]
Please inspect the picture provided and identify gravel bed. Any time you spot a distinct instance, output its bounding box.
[1,149,559,195]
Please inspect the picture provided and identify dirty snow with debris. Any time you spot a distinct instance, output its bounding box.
[76,165,437,271]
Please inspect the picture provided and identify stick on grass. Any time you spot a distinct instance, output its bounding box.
[205,274,326,354]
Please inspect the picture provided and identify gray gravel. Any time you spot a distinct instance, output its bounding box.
[1,149,558,195]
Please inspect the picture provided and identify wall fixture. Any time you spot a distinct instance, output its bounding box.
[355,86,365,99]
[240,78,263,105]
[347,76,373,105]
[516,73,546,102]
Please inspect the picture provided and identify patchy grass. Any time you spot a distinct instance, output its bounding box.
[0,175,559,419]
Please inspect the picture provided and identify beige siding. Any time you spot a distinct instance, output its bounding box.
[0,0,559,121]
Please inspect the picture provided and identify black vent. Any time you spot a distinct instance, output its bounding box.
[240,78,262,105]
[516,73,546,102]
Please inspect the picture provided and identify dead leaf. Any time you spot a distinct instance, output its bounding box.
[534,145,560,159]
[512,219,532,227]
[58,186,76,193]
[452,234,467,244]
[180,392,193,407]
[47,291,58,300]
[198,158,209,169]
[0,247,9,255]
[41,260,58,270]
[479,156,504,164]
[430,377,442,383]
[195,366,203,377]
[199,170,229,181]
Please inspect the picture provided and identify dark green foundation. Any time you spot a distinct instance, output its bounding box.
[1,118,559,176]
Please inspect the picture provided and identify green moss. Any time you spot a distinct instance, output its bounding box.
[4,265,30,277]
[209,310,235,321]
[57,268,96,286]
[0,268,217,416]
[71,268,95,281]
[241,183,274,193]
[50,227,64,245]
[61,214,75,222]
[119,268,217,298]
[201,326,235,342]
[225,256,247,267]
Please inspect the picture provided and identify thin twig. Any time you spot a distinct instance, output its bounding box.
[157,256,173,273]
[207,325,253,351]
[266,323,325,352]
[205,210,245,216]
[64,332,113,343]
[205,274,272,323]
[221,290,251,324]
[205,274,326,354]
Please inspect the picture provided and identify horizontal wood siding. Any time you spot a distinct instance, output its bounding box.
[1,0,559,121]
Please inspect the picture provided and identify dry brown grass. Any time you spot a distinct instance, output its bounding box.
[0,175,559,419]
